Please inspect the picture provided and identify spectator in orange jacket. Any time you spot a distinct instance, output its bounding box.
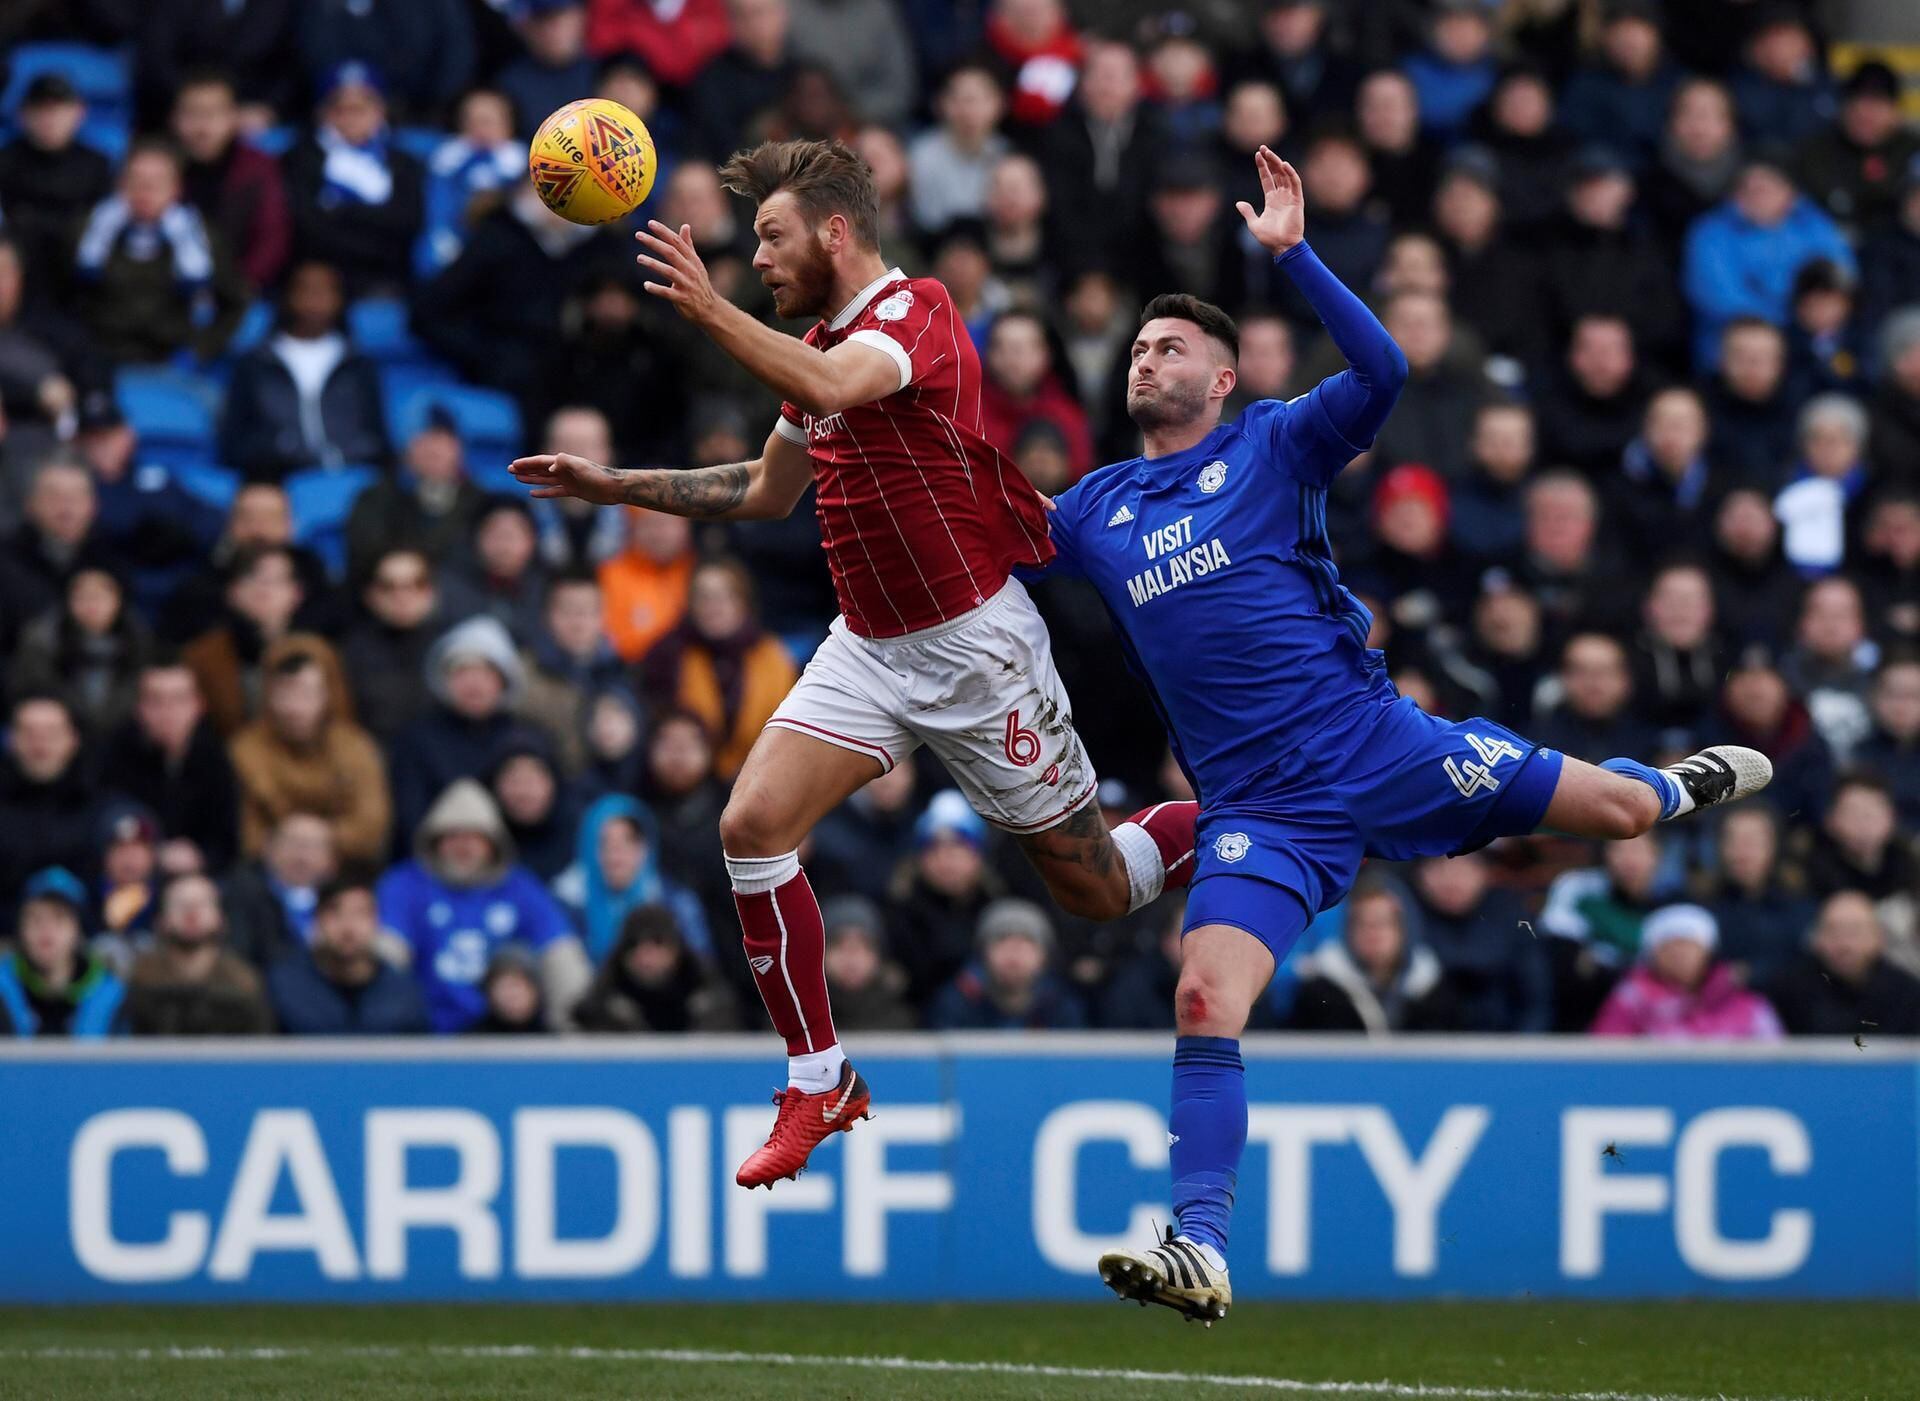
[640,557,796,780]
[598,507,694,663]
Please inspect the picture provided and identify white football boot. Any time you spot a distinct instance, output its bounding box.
[1098,1227,1231,1327]
[1660,745,1773,817]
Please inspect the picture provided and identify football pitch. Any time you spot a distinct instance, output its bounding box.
[0,1301,1913,1400]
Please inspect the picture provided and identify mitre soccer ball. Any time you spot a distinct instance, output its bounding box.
[528,98,657,225]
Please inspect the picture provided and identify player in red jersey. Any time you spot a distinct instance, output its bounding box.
[511,140,1196,1187]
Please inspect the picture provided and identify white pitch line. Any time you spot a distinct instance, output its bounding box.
[0,1342,1817,1401]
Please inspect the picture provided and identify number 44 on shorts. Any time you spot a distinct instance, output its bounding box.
[1443,732,1524,798]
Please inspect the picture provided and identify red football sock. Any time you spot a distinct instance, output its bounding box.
[1129,801,1199,892]
[734,868,838,1057]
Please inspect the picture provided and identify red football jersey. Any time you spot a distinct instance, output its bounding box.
[775,269,1053,638]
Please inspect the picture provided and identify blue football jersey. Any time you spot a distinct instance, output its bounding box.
[1045,396,1390,806]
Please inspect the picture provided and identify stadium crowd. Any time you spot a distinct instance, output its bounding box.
[2,0,1919,1042]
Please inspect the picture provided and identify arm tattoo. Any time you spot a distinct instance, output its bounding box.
[618,462,752,517]
[1015,803,1118,878]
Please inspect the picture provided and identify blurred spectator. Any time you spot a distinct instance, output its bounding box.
[1514,470,1633,640]
[488,731,576,882]
[639,558,795,780]
[786,0,916,128]
[1718,642,1836,822]
[554,793,711,965]
[1400,0,1496,144]
[1784,259,1862,402]
[1767,889,1920,1035]
[220,260,390,479]
[297,2,475,124]
[1561,0,1682,171]
[171,68,292,292]
[818,893,915,1031]
[1645,78,1742,250]
[90,806,164,948]
[640,708,730,935]
[441,497,550,645]
[124,872,276,1034]
[1450,401,1533,562]
[229,634,391,867]
[1371,291,1483,481]
[339,548,442,744]
[987,0,1085,129]
[75,140,247,365]
[74,396,223,617]
[889,789,1007,1005]
[389,615,527,843]
[1101,897,1187,1030]
[1411,851,1550,1033]
[182,543,307,738]
[1349,464,1473,635]
[344,409,487,586]
[1286,879,1460,1033]
[1857,491,1920,645]
[1854,653,1920,828]
[1728,10,1833,148]
[1473,65,1575,240]
[220,810,336,970]
[1534,632,1659,765]
[1868,309,1920,484]
[1134,160,1238,310]
[284,63,426,297]
[1630,562,1727,738]
[1541,146,1686,371]
[1459,572,1550,731]
[853,123,916,253]
[1428,150,1542,371]
[599,508,694,663]
[1590,903,1782,1039]
[1060,269,1134,433]
[1858,177,1920,357]
[0,75,114,296]
[0,868,124,1036]
[3,458,102,645]
[1246,0,1358,120]
[101,660,240,874]
[136,3,297,134]
[928,896,1085,1030]
[1540,829,1675,1026]
[1536,313,1646,476]
[1696,802,1815,985]
[691,0,799,158]
[1775,396,1871,578]
[521,572,624,775]
[1613,389,1720,563]
[1143,26,1221,147]
[980,309,1092,483]
[909,63,1009,235]
[575,904,737,1032]
[1284,128,1389,315]
[163,482,335,643]
[0,236,95,442]
[1800,771,1919,913]
[1041,39,1156,276]
[378,778,587,1032]
[419,89,523,276]
[497,1,596,141]
[1705,318,1796,485]
[12,565,158,737]
[467,945,548,1034]
[0,695,97,911]
[529,407,626,574]
[1782,576,1875,758]
[267,874,430,1035]
[811,761,920,905]
[536,281,693,469]
[586,0,730,89]
[1683,149,1854,369]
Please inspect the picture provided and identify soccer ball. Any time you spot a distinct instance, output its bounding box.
[528,98,657,225]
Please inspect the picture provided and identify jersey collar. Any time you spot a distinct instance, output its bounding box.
[827,266,906,331]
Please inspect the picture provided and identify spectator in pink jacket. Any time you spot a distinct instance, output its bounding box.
[1591,903,1784,1041]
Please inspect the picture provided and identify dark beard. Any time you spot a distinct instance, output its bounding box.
[1127,377,1208,433]
[774,239,838,320]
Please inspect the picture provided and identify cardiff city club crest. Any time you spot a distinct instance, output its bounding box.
[1198,460,1228,493]
[1213,831,1252,863]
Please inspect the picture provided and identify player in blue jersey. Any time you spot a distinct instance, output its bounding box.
[1040,148,1773,1325]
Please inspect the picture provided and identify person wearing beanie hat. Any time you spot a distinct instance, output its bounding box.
[0,867,124,1037]
[816,892,916,1030]
[1858,158,1920,361]
[1591,902,1783,1039]
[888,789,1005,1009]
[927,897,1086,1031]
[388,614,533,845]
[1797,59,1919,232]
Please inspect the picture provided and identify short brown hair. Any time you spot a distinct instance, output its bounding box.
[1138,293,1239,363]
[718,139,880,248]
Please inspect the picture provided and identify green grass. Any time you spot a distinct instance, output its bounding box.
[0,1301,1913,1400]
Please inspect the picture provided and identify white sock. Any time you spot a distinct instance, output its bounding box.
[788,1044,846,1093]
[1177,1234,1228,1273]
[1656,768,1696,819]
[727,850,801,894]
[1111,820,1165,913]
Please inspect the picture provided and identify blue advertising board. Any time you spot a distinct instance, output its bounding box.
[0,1035,1913,1303]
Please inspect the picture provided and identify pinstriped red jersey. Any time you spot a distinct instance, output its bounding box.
[774,269,1054,638]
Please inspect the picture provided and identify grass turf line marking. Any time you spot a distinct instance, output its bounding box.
[0,1342,1816,1401]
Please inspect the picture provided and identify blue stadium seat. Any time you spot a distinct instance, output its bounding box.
[170,461,242,512]
[287,464,380,577]
[394,127,445,163]
[388,381,522,493]
[0,44,132,121]
[347,297,427,363]
[116,368,219,451]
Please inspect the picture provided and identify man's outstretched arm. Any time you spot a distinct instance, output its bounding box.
[509,424,814,521]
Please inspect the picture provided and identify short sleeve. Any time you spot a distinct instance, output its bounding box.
[1237,393,1365,489]
[773,402,808,445]
[1036,482,1088,580]
[845,283,942,395]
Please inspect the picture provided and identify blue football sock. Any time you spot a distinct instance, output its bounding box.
[1169,1035,1246,1258]
[1601,755,1681,821]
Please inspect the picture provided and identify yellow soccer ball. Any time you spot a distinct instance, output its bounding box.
[528,98,657,225]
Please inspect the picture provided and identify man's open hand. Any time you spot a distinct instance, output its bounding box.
[1236,144,1306,256]
[635,220,720,325]
[508,452,625,504]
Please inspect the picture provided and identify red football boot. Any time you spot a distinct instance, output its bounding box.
[735,1060,872,1189]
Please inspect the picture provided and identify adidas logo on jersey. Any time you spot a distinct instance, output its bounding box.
[1107,504,1135,527]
